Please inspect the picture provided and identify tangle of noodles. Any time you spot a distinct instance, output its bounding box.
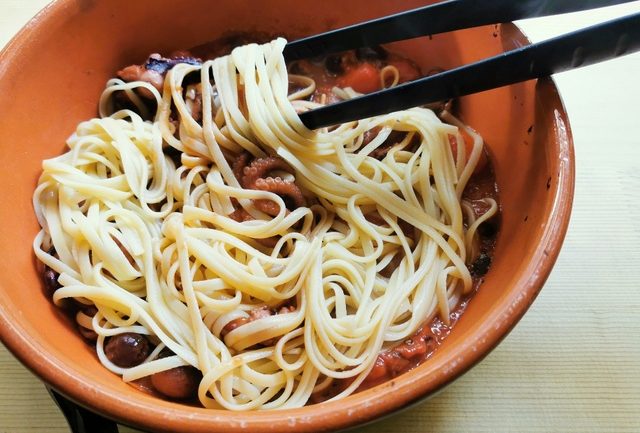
[33,38,497,410]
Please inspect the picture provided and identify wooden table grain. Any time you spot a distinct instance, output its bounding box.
[2,1,639,432]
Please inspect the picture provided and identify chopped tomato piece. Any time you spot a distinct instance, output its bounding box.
[337,63,381,94]
[448,131,488,174]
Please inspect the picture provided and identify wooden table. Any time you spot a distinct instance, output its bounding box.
[2,1,639,432]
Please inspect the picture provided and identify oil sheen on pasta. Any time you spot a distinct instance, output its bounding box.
[33,37,499,410]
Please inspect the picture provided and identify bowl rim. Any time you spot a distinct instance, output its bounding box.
[0,1,576,432]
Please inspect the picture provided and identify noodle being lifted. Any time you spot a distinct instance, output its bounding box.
[33,38,498,410]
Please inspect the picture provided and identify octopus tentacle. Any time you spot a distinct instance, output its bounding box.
[253,177,306,216]
[255,236,280,248]
[232,152,252,184]
[228,204,279,248]
[361,129,422,160]
[230,153,306,220]
[253,199,281,217]
[117,52,202,98]
[229,206,253,223]
[241,156,294,189]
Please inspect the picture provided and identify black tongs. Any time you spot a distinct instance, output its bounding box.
[284,0,640,129]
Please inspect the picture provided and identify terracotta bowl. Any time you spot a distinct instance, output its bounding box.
[0,0,574,432]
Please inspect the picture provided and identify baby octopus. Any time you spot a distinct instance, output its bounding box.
[231,153,306,217]
[117,52,202,97]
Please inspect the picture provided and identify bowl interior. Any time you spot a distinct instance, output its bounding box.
[0,0,573,432]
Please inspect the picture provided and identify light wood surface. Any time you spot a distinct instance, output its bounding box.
[2,1,639,432]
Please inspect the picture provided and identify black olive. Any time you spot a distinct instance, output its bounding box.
[42,266,60,297]
[105,333,151,368]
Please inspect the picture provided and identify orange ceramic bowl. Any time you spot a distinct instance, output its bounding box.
[0,0,574,432]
